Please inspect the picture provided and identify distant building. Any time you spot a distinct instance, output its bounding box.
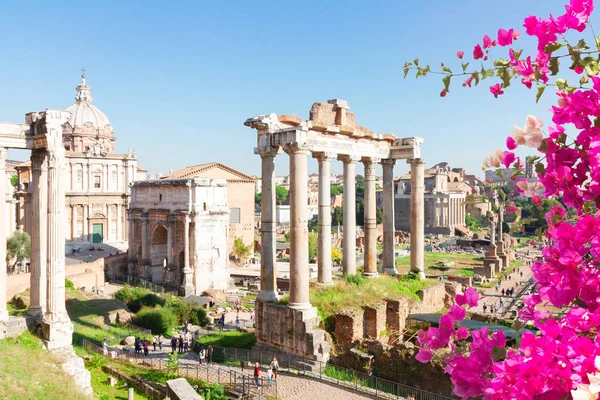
[160,162,255,252]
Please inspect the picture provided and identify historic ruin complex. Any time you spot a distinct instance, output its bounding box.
[245,99,425,360]
[127,178,231,294]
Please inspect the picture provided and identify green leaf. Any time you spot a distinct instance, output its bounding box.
[557,133,568,145]
[414,58,419,66]
[461,62,469,73]
[535,162,546,176]
[501,69,512,88]
[416,68,424,78]
[555,78,568,90]
[527,156,540,164]
[584,58,600,76]
[512,319,524,333]
[548,57,559,76]
[472,72,480,86]
[572,38,589,50]
[596,36,600,49]
[580,75,590,85]
[535,85,546,103]
[496,170,505,180]
[481,68,494,79]
[539,139,548,152]
[512,49,523,60]
[493,58,510,67]
[442,66,452,74]
[544,42,563,54]
[442,75,451,91]
[595,117,600,127]
[403,67,410,78]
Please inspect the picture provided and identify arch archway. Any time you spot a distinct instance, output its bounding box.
[150,225,168,266]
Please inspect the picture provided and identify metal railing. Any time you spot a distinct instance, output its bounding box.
[113,275,179,296]
[83,339,277,399]
[196,343,455,400]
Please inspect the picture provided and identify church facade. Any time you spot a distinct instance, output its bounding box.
[15,74,146,248]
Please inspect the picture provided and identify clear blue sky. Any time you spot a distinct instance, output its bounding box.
[0,0,579,179]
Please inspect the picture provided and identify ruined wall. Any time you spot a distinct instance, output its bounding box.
[334,310,364,348]
[364,305,386,339]
[104,253,129,279]
[411,283,448,314]
[255,301,330,362]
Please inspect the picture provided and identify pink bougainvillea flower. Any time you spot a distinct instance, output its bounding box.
[502,151,516,168]
[456,287,480,308]
[506,136,518,150]
[533,195,542,206]
[497,28,515,46]
[463,76,474,88]
[490,83,504,98]
[574,65,585,74]
[440,89,448,97]
[512,29,521,40]
[507,205,519,213]
[482,149,504,169]
[449,305,467,321]
[473,44,484,60]
[483,35,494,49]
[457,50,464,59]
[512,115,544,148]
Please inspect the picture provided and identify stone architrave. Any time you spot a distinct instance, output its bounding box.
[313,152,335,285]
[0,147,8,321]
[409,158,426,279]
[338,155,359,276]
[258,147,279,302]
[28,149,48,319]
[284,142,311,310]
[381,159,397,275]
[362,156,379,277]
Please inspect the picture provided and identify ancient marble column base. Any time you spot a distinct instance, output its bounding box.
[26,307,44,321]
[412,270,426,280]
[257,290,279,303]
[362,271,379,278]
[382,267,399,276]
[179,284,196,297]
[288,301,312,310]
[41,316,74,350]
[316,281,334,287]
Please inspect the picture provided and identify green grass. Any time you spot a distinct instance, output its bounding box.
[323,365,370,387]
[7,302,27,317]
[396,252,482,273]
[82,353,148,400]
[195,330,257,349]
[0,331,94,400]
[310,275,436,320]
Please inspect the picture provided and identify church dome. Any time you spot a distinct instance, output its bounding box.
[62,73,115,154]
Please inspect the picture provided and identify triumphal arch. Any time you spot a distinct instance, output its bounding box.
[0,110,74,349]
[245,99,425,360]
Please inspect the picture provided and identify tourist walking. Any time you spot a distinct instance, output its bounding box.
[143,339,149,356]
[158,335,163,351]
[152,335,158,351]
[183,335,189,352]
[184,320,189,334]
[270,356,279,380]
[171,336,178,355]
[134,337,142,354]
[254,362,261,388]
[178,335,184,353]
[207,345,213,365]
[199,346,205,365]
[267,366,273,385]
[219,314,225,331]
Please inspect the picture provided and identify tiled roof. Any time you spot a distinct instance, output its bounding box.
[160,162,255,182]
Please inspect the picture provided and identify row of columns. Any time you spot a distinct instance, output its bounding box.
[257,143,426,308]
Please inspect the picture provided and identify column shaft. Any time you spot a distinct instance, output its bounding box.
[362,157,378,277]
[127,212,136,275]
[340,156,357,275]
[46,146,68,319]
[314,153,333,285]
[167,217,173,265]
[141,213,149,263]
[71,205,76,240]
[382,160,396,274]
[181,215,195,295]
[0,148,8,320]
[28,149,48,318]
[287,145,310,309]
[409,158,426,279]
[258,150,278,301]
[83,205,89,241]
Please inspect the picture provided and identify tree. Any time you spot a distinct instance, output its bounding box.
[330,185,343,196]
[6,231,30,274]
[332,206,343,226]
[232,237,252,264]
[465,214,482,231]
[308,232,318,262]
[10,175,18,187]
[255,192,262,204]
[275,186,288,205]
[376,207,383,224]
[308,215,319,232]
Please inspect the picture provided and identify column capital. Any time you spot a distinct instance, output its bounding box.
[361,156,381,166]
[141,212,149,223]
[337,154,361,164]
[282,142,309,155]
[0,147,6,164]
[380,159,396,167]
[407,158,426,166]
[168,214,178,225]
[312,151,336,162]
[257,146,281,158]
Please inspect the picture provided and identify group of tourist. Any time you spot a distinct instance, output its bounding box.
[252,357,279,388]
[134,337,152,356]
[197,343,213,365]
[170,334,192,354]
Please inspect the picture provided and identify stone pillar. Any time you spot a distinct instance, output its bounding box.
[0,148,8,321]
[141,213,149,264]
[107,204,112,242]
[116,205,122,242]
[497,206,507,269]
[42,132,74,350]
[83,205,89,241]
[127,211,136,275]
[258,148,278,302]
[167,214,175,266]
[362,157,378,277]
[28,149,48,319]
[339,155,358,276]
[181,214,195,296]
[408,158,426,279]
[71,205,76,241]
[313,152,334,285]
[381,159,397,275]
[285,143,311,310]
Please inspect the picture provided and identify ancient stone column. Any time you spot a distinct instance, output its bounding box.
[116,205,122,241]
[381,159,397,275]
[285,143,311,310]
[339,155,358,275]
[313,152,334,285]
[497,206,507,269]
[362,157,378,277]
[409,158,426,279]
[167,214,175,266]
[258,148,278,302]
[83,205,89,241]
[127,211,136,275]
[181,214,195,295]
[141,212,149,265]
[0,148,8,321]
[28,149,48,319]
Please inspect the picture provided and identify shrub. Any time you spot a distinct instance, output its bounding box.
[134,307,177,335]
[189,306,210,327]
[65,279,75,290]
[343,274,366,286]
[114,286,165,313]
